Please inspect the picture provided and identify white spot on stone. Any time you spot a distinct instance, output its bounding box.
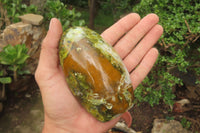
[76,47,82,52]
[65,27,85,43]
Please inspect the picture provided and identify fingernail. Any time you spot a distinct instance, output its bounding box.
[49,18,55,30]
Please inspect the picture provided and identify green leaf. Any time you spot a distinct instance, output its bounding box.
[79,20,85,26]
[21,4,27,9]
[16,45,23,59]
[0,77,12,84]
[76,12,81,17]
[0,44,29,65]
[16,55,29,65]
[18,69,30,75]
[0,70,3,76]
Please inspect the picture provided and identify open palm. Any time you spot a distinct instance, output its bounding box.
[35,13,163,133]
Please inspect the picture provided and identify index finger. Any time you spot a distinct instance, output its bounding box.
[101,13,140,46]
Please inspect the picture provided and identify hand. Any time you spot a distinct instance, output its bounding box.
[35,13,163,133]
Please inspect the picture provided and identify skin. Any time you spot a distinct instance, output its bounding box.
[35,13,163,133]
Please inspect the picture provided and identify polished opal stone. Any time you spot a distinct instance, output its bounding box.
[59,27,134,122]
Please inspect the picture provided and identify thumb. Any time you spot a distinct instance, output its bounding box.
[36,18,63,79]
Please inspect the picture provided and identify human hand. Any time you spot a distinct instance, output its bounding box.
[35,13,163,133]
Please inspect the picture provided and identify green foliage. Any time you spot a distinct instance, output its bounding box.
[99,0,134,20]
[133,0,200,106]
[1,0,85,30]
[0,44,30,81]
[181,117,192,129]
[0,70,12,84]
[62,0,88,8]
[134,71,177,106]
[1,0,38,23]
[0,77,12,84]
[133,0,200,46]
[44,0,85,29]
[165,116,175,120]
[0,44,29,66]
[94,10,114,27]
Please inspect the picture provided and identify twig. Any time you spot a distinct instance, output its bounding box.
[188,64,200,68]
[192,105,200,108]
[192,34,200,43]
[167,65,177,71]
[161,38,167,49]
[185,19,191,33]
[161,38,176,50]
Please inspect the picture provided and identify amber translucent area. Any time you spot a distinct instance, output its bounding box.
[62,38,134,121]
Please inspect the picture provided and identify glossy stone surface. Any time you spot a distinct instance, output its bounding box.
[59,27,134,122]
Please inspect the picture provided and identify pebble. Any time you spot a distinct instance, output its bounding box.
[152,119,192,133]
[19,14,44,26]
[25,94,31,98]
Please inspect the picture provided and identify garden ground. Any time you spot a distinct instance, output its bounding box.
[0,77,44,133]
[0,76,199,133]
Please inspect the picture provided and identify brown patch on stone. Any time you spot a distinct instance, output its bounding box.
[2,22,32,46]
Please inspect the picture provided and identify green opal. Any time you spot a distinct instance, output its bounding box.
[59,27,134,122]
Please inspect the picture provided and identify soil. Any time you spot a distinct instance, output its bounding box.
[0,75,199,133]
[129,85,200,133]
[130,102,169,132]
[0,76,44,133]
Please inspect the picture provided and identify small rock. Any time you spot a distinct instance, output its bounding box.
[19,14,44,26]
[176,99,190,106]
[152,119,192,133]
[2,22,32,46]
[25,93,31,98]
[173,99,191,113]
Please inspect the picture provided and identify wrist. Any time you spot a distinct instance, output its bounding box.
[42,122,70,133]
[42,115,71,133]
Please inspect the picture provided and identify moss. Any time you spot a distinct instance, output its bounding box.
[67,70,116,122]
[59,29,73,67]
